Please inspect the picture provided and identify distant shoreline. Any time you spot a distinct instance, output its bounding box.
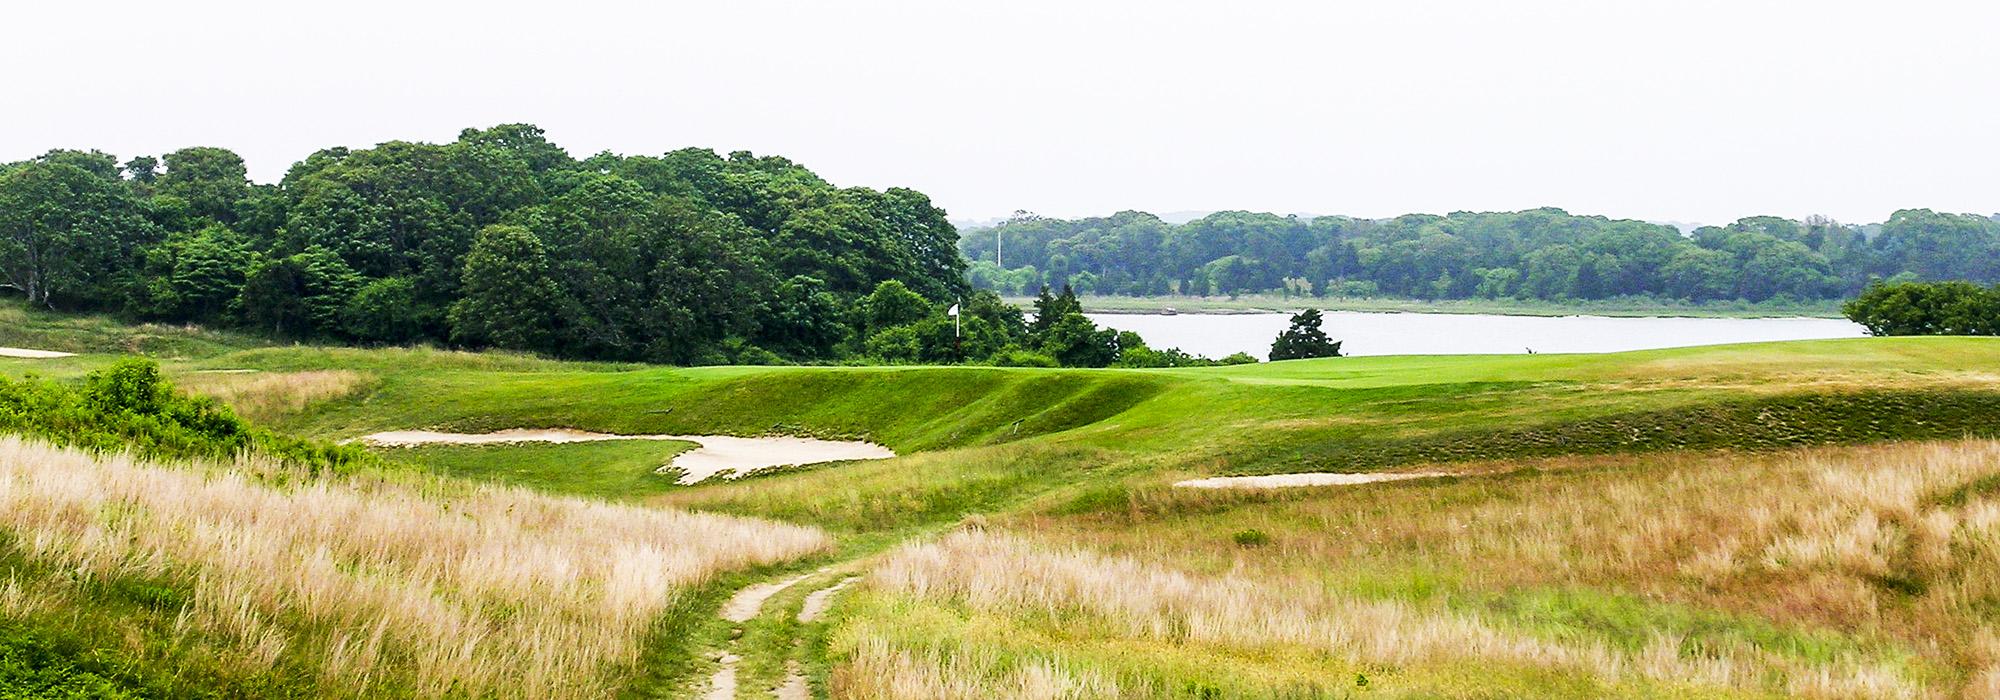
[1002,294,1847,320]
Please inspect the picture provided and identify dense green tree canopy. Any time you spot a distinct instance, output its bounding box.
[964,208,2000,304]
[1843,280,2000,337]
[0,124,982,365]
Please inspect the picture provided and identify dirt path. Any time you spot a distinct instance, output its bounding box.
[704,571,863,699]
[722,574,813,623]
[0,347,75,359]
[1173,471,1451,489]
[706,573,809,700]
[357,429,894,484]
[796,576,859,623]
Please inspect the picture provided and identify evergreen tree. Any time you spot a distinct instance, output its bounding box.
[1269,309,1344,360]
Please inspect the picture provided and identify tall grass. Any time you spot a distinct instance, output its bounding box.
[177,369,373,424]
[836,636,1124,700]
[861,529,1920,698]
[0,436,829,697]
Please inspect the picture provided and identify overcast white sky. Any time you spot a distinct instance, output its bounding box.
[5,1,1996,226]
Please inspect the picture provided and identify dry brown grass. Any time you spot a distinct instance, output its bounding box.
[177,369,372,423]
[867,529,1917,698]
[835,637,1123,700]
[0,436,830,698]
[1008,439,2000,697]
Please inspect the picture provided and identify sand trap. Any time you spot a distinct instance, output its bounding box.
[0,347,74,359]
[1174,471,1452,489]
[358,428,895,484]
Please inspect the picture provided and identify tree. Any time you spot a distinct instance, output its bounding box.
[238,247,360,337]
[1843,280,2000,336]
[1269,309,1343,360]
[1030,284,1082,335]
[343,277,426,344]
[159,147,251,223]
[130,224,254,321]
[856,279,932,335]
[760,275,846,360]
[1037,312,1119,367]
[448,225,568,352]
[0,162,154,307]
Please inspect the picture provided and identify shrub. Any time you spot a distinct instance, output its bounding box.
[1231,529,1272,547]
[987,348,1059,368]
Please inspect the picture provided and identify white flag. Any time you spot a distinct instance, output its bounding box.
[947,303,960,316]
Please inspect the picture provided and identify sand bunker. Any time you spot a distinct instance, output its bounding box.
[0,347,75,359]
[1174,471,1451,489]
[359,428,895,484]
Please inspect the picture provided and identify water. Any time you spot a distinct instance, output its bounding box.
[1088,311,1868,359]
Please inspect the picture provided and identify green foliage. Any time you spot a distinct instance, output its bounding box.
[1231,529,1272,547]
[965,208,2000,303]
[0,358,362,470]
[1843,279,2000,336]
[238,247,360,337]
[0,159,157,307]
[1,125,972,366]
[1268,309,1343,361]
[449,225,567,353]
[0,622,154,699]
[856,280,932,335]
[342,277,427,344]
[128,224,253,322]
[1037,312,1119,368]
[988,348,1059,367]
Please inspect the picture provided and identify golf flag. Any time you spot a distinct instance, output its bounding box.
[949,302,961,338]
[947,303,960,316]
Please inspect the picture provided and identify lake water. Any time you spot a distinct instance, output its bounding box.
[1088,311,1868,359]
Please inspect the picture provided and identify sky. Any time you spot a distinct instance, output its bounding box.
[4,0,1997,227]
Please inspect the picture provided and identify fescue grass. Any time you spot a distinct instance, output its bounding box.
[177,369,375,425]
[844,528,1913,698]
[970,439,2000,697]
[0,436,828,698]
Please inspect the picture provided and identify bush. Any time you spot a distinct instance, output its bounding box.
[987,348,1059,368]
[1231,529,1272,547]
[0,358,364,472]
[1843,279,2000,336]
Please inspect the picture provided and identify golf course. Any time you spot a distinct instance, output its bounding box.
[4,301,2000,698]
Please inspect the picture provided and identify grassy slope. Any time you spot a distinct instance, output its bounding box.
[9,301,2000,696]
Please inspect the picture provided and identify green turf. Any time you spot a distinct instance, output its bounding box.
[376,440,697,501]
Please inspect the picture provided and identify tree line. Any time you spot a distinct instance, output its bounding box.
[0,125,1250,368]
[962,208,2000,304]
[0,125,968,364]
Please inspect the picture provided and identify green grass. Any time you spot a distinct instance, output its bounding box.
[0,300,266,362]
[376,441,696,501]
